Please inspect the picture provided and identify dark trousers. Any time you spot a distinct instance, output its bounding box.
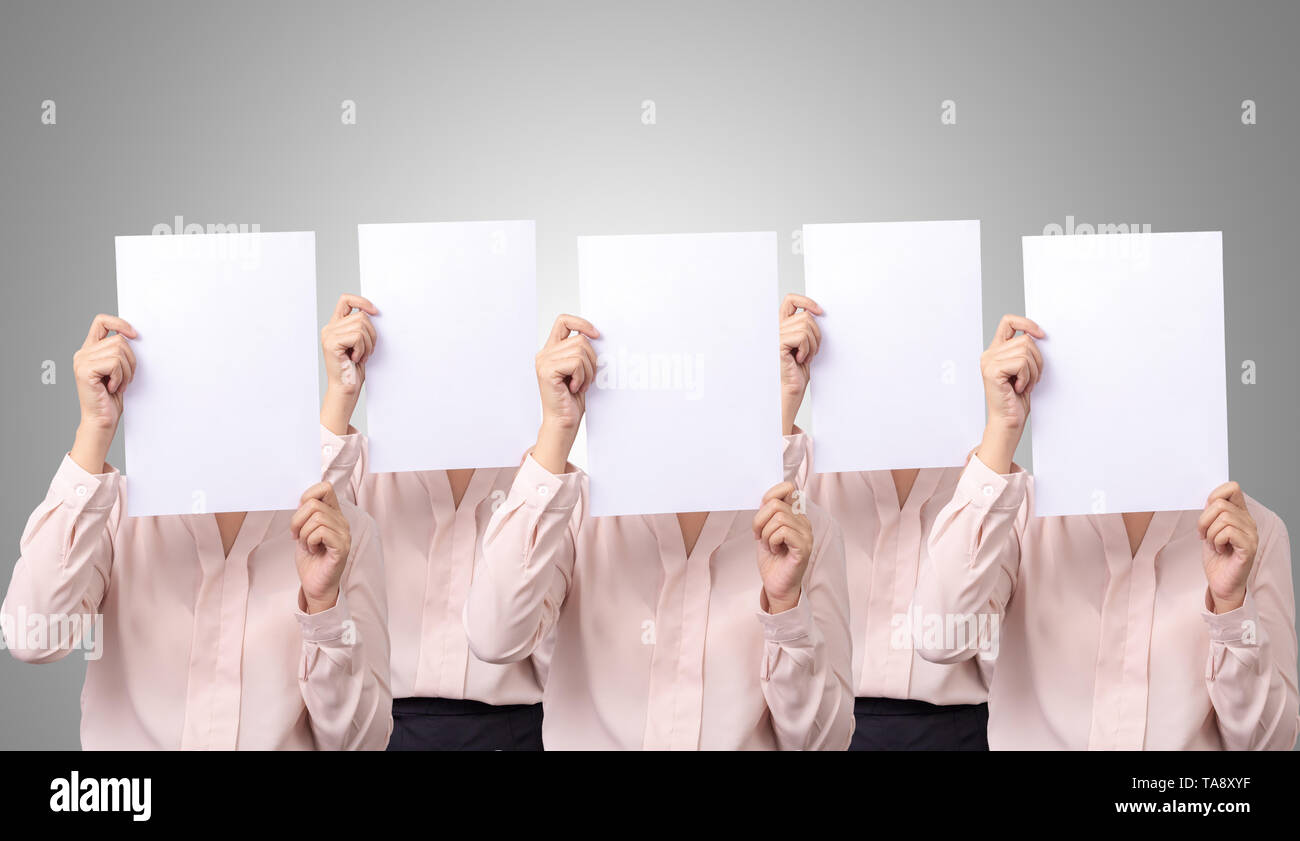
[849,696,989,751]
[386,697,544,751]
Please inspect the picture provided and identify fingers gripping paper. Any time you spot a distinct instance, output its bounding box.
[115,232,321,517]
[578,232,784,517]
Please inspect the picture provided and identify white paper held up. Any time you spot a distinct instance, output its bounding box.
[803,220,985,473]
[357,221,539,473]
[1022,231,1228,517]
[578,232,783,517]
[115,231,321,517]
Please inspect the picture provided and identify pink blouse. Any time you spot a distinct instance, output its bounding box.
[321,427,551,705]
[2,455,392,750]
[784,433,990,705]
[462,454,854,750]
[915,454,1299,750]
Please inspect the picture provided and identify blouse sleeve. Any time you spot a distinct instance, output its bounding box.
[2,455,122,664]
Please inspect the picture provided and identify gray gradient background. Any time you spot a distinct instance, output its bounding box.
[1,0,1296,749]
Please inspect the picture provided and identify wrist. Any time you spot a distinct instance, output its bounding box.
[977,423,1020,475]
[302,587,340,615]
[781,399,802,437]
[780,379,806,433]
[1208,589,1246,615]
[320,387,358,436]
[533,419,577,474]
[71,422,113,474]
[762,586,801,615]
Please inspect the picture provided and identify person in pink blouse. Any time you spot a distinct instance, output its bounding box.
[915,314,1299,749]
[1,314,392,750]
[317,294,558,750]
[777,294,992,750]
[463,314,855,750]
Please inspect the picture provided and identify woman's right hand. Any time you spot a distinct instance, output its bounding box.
[778,293,822,435]
[320,294,378,434]
[976,313,1044,474]
[71,314,138,473]
[531,314,599,474]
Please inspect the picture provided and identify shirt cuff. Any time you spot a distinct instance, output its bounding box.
[50,454,120,512]
[1201,592,1261,646]
[782,433,810,484]
[320,425,362,474]
[755,589,814,643]
[295,590,353,643]
[513,453,582,511]
[957,453,1026,511]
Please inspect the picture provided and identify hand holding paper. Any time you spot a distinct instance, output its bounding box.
[778,294,823,434]
[532,314,600,474]
[976,314,1046,474]
[69,314,139,474]
[320,293,380,435]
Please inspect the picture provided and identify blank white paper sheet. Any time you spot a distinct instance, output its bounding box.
[115,231,321,517]
[358,221,539,474]
[578,232,784,517]
[1022,231,1228,517]
[803,220,986,473]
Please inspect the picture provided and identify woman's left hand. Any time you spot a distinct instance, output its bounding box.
[1198,481,1258,614]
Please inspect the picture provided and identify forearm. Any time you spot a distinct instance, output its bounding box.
[464,455,580,664]
[758,595,853,750]
[1204,596,1299,750]
[759,524,853,750]
[297,591,392,750]
[320,386,358,437]
[976,420,1021,476]
[531,420,577,476]
[1204,521,1299,750]
[914,454,1024,663]
[69,423,113,475]
[781,396,801,437]
[2,457,119,662]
